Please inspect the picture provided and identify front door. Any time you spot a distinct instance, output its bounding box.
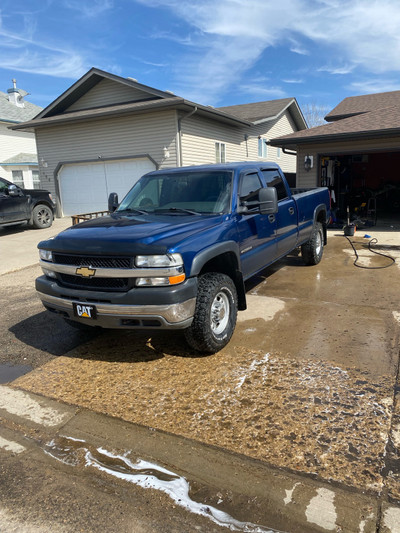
[236,171,277,279]
[261,168,298,256]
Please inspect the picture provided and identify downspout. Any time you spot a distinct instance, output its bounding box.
[177,106,198,167]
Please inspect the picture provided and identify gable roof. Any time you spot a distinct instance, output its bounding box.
[269,104,400,150]
[217,98,307,130]
[13,67,254,131]
[0,91,42,124]
[325,90,400,121]
[13,68,305,134]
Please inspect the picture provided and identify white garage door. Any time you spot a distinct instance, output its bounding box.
[58,158,156,216]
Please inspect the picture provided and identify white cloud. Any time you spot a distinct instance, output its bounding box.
[63,0,113,18]
[0,10,88,79]
[135,0,400,103]
[348,79,400,95]
[318,64,355,75]
[282,78,304,84]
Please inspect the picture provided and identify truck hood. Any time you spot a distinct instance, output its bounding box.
[39,213,225,255]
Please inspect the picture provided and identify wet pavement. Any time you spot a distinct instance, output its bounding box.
[1,229,400,531]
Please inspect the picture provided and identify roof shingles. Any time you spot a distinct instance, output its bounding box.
[0,92,42,123]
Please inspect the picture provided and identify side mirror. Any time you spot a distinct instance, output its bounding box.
[108,192,119,212]
[8,184,22,197]
[259,187,278,215]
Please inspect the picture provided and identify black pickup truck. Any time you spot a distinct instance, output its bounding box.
[0,177,56,229]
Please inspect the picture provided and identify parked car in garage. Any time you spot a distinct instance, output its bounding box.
[0,177,56,229]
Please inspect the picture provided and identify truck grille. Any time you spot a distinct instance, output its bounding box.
[53,254,133,291]
[59,274,130,291]
[53,253,133,269]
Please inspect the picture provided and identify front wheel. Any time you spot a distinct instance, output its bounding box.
[31,204,53,228]
[184,273,238,354]
[301,222,324,265]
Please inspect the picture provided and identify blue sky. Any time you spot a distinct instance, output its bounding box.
[2,0,400,117]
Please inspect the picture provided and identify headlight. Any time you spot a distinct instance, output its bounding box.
[135,253,183,268]
[39,249,53,262]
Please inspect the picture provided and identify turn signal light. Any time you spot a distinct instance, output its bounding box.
[168,273,186,285]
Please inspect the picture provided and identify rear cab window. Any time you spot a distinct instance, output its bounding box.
[261,169,289,201]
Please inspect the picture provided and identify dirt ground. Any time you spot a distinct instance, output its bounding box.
[10,232,400,503]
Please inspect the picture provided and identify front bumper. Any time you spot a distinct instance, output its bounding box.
[36,276,197,330]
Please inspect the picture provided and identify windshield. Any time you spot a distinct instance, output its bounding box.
[117,171,233,215]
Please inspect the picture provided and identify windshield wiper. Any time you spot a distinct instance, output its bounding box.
[155,207,200,215]
[116,208,149,215]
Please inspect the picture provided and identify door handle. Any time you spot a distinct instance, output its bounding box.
[268,214,275,223]
[288,207,295,215]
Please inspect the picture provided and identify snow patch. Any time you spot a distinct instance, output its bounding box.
[305,488,337,531]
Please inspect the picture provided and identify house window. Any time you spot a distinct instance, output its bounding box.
[32,170,40,189]
[277,147,281,158]
[215,142,226,163]
[258,138,268,158]
[11,170,24,188]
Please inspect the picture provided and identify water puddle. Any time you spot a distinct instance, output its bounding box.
[0,363,32,384]
[44,436,279,533]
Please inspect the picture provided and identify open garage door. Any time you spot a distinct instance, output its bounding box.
[321,151,400,227]
[58,158,156,216]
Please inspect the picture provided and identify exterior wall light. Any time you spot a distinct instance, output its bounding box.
[304,155,313,172]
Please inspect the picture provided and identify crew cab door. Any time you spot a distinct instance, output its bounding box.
[261,168,298,257]
[236,170,278,279]
[0,179,28,223]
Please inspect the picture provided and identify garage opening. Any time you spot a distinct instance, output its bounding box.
[320,151,400,228]
[58,157,156,216]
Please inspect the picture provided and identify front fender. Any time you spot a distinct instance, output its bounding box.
[189,240,240,277]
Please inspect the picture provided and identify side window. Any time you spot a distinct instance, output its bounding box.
[239,172,262,205]
[215,142,226,163]
[0,179,8,194]
[261,169,288,201]
[258,138,267,158]
[11,170,24,188]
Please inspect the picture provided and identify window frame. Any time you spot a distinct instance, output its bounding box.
[215,142,226,163]
[258,137,268,159]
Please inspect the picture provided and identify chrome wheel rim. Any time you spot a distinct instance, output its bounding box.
[315,231,322,256]
[211,291,230,335]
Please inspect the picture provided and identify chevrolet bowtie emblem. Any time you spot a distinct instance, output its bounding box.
[75,266,96,278]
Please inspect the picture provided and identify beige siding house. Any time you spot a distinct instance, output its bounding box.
[14,68,306,216]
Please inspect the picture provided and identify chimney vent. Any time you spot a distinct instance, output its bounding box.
[7,79,28,108]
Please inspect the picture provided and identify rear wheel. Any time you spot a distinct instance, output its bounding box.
[32,204,53,229]
[301,222,324,265]
[184,273,238,354]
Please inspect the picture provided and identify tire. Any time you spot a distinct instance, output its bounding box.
[301,222,324,265]
[184,273,238,354]
[32,204,53,229]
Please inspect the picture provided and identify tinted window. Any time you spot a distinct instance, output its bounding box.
[261,169,288,201]
[239,172,262,203]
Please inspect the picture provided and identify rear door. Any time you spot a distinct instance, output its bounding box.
[261,168,298,257]
[236,170,277,278]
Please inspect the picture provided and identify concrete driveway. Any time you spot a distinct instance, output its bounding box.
[0,217,72,275]
[1,223,400,532]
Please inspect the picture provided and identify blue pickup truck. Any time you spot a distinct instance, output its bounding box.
[36,162,330,353]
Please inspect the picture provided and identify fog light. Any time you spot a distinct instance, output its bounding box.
[42,268,57,279]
